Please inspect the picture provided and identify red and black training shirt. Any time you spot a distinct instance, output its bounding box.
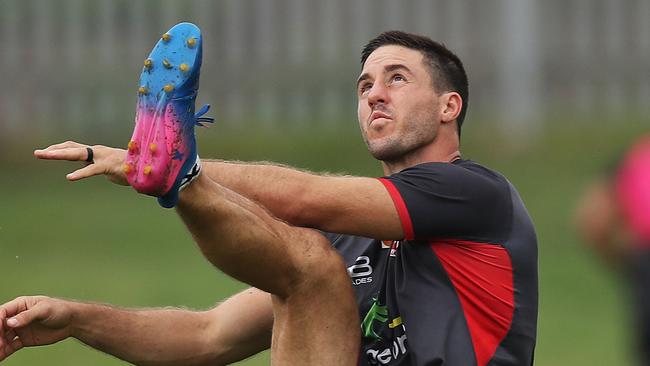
[327,159,538,366]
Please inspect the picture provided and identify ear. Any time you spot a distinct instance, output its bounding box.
[440,92,462,124]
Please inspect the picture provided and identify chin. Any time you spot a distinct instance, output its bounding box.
[367,141,405,162]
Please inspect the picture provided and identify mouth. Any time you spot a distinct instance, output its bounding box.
[369,110,392,126]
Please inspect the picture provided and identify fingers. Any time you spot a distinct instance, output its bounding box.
[0,297,29,320]
[34,146,90,162]
[36,140,86,152]
[66,163,105,181]
[0,333,23,361]
[0,308,8,359]
[34,141,86,159]
[0,298,29,361]
[0,306,6,334]
[34,142,130,185]
[10,336,24,354]
[5,306,45,329]
[0,296,46,329]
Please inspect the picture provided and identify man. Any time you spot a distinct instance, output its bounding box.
[1,30,538,365]
[576,135,650,365]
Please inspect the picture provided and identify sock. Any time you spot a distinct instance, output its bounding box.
[179,155,201,191]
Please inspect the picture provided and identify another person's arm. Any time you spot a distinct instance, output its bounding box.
[0,288,273,365]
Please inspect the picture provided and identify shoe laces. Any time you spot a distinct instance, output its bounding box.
[194,104,215,127]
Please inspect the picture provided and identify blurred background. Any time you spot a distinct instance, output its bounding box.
[1,0,648,365]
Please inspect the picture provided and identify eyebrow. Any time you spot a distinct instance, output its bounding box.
[356,64,413,87]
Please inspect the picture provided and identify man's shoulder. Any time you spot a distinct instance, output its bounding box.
[451,159,509,184]
[391,159,512,197]
[396,159,504,180]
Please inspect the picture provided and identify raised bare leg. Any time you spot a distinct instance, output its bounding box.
[177,175,360,365]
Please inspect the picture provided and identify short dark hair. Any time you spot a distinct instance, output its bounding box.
[361,31,469,135]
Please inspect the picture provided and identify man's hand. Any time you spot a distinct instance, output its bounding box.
[0,296,74,361]
[34,141,128,185]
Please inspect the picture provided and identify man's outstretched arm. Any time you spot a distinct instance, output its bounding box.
[200,160,403,239]
[35,141,404,240]
[0,289,273,365]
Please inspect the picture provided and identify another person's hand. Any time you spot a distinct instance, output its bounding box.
[574,179,630,268]
[34,141,128,186]
[0,296,74,361]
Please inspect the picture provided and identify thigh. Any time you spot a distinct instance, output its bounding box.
[269,234,360,366]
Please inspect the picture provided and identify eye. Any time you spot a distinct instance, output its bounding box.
[391,74,406,83]
[359,82,372,94]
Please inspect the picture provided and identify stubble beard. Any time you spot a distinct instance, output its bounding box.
[364,116,438,164]
[366,134,413,162]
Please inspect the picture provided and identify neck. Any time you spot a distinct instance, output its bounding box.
[381,150,461,175]
[380,132,461,175]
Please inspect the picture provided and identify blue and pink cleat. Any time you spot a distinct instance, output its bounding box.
[125,22,212,208]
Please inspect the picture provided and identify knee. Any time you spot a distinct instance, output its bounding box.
[288,231,350,293]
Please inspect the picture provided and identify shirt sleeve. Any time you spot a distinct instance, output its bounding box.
[377,162,511,242]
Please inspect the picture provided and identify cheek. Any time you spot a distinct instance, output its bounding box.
[408,95,439,121]
[357,102,369,125]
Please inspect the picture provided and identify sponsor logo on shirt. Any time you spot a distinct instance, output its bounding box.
[361,297,409,364]
[348,255,373,285]
[366,333,408,365]
[361,297,388,340]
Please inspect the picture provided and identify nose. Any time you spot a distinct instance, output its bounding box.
[367,82,388,108]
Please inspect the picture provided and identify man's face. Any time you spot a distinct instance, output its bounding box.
[357,45,442,162]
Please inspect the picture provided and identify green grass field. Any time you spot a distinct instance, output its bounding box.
[1,119,647,365]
